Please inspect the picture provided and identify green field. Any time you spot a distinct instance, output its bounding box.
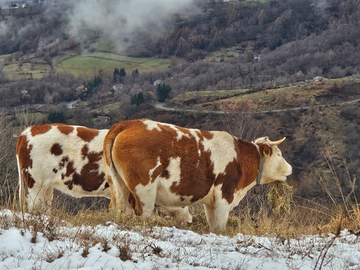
[0,55,7,64]
[0,52,172,81]
[1,62,50,81]
[89,101,122,115]
[53,52,171,77]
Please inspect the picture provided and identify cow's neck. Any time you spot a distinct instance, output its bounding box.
[235,138,262,190]
[254,144,264,186]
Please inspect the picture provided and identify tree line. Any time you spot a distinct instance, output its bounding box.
[1,0,360,59]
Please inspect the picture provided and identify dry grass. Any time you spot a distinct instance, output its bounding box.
[4,180,359,241]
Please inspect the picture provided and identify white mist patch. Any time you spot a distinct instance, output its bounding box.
[67,0,198,53]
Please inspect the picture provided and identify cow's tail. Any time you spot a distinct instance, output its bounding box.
[103,121,131,210]
[103,121,131,172]
[17,158,26,212]
[16,133,26,212]
[104,126,119,174]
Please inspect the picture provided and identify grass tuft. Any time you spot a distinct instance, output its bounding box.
[118,244,132,261]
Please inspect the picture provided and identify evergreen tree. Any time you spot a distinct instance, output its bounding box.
[81,76,102,100]
[156,82,172,102]
[113,68,126,83]
[119,68,126,77]
[132,69,139,77]
[113,68,119,83]
[48,111,66,124]
[131,92,144,106]
[115,67,126,83]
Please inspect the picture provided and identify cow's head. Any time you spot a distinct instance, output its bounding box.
[253,136,292,184]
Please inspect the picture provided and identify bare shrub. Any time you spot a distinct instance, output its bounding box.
[0,109,38,208]
[118,244,132,261]
[221,103,263,141]
[0,111,18,206]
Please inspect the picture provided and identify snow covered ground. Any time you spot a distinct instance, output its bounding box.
[0,210,359,270]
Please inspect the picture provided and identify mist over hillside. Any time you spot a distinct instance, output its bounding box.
[67,0,199,54]
[1,0,360,75]
[0,0,199,55]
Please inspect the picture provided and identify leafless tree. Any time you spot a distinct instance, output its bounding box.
[222,104,262,141]
[0,109,37,206]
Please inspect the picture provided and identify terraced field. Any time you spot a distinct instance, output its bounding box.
[0,52,172,81]
[53,52,172,77]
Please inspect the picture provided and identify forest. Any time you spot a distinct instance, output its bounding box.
[1,0,360,104]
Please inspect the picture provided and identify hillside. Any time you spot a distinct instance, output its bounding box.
[169,77,360,112]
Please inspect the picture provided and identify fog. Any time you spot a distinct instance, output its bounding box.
[67,0,198,54]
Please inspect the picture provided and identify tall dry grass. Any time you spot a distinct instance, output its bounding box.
[9,177,358,240]
[0,110,20,208]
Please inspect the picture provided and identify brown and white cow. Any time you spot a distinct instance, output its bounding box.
[104,119,292,232]
[16,124,111,211]
[16,123,192,222]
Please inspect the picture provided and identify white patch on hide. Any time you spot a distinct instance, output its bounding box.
[202,131,237,177]
[142,119,161,131]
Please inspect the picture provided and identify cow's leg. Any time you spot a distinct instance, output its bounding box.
[27,184,53,212]
[161,206,193,224]
[111,175,131,213]
[131,182,157,217]
[204,201,231,233]
[106,163,132,213]
[204,204,216,231]
[106,175,117,210]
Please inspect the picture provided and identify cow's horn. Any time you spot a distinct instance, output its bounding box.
[269,137,286,146]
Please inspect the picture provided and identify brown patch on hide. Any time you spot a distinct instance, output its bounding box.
[16,134,35,188]
[50,143,63,156]
[77,127,99,143]
[30,125,51,136]
[61,144,105,192]
[56,124,74,135]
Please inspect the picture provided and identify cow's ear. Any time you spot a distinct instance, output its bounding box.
[258,143,273,156]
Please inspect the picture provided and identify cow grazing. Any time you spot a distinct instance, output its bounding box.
[104,119,292,232]
[16,124,110,211]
